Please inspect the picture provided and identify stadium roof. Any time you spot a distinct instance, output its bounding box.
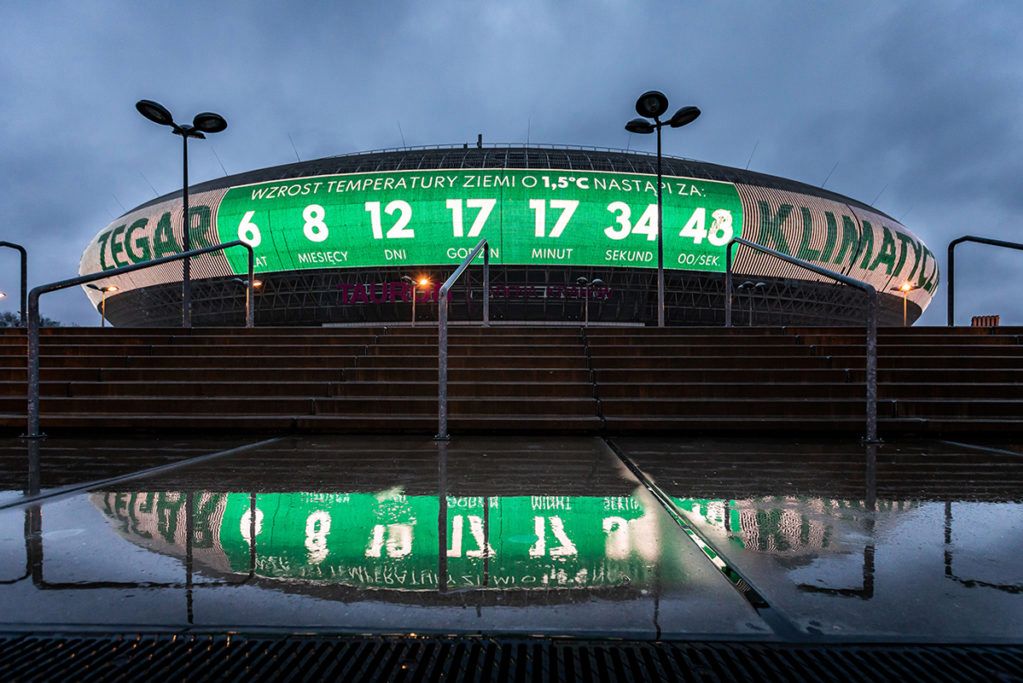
[133,144,893,220]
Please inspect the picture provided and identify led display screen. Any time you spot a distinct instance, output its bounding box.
[214,169,745,275]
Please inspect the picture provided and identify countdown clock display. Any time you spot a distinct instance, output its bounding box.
[215,169,745,276]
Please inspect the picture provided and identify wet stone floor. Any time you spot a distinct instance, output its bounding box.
[0,435,1020,643]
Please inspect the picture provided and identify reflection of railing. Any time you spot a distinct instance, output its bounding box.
[24,492,259,624]
[437,238,490,440]
[24,241,255,439]
[725,237,879,443]
[946,235,1023,326]
[944,501,1022,594]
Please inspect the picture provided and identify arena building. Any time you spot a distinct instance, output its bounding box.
[79,145,937,327]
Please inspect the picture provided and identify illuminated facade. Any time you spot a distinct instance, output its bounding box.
[80,146,937,327]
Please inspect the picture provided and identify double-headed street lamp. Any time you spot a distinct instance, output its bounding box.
[625,91,700,328]
[737,281,766,326]
[401,275,431,326]
[575,276,605,326]
[136,100,228,329]
[86,284,119,327]
[891,282,920,327]
[230,278,262,326]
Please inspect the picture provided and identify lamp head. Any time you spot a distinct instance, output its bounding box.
[0,291,6,300]
[625,118,655,134]
[417,277,431,288]
[193,112,227,134]
[635,90,669,119]
[251,279,263,289]
[136,99,175,126]
[668,106,701,128]
[591,278,605,287]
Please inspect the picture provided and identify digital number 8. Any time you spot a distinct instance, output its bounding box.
[303,204,329,243]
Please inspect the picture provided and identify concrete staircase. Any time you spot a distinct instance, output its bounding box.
[0,326,1020,436]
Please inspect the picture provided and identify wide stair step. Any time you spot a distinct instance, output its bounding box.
[0,325,1019,436]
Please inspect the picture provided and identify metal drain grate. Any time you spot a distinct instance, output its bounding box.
[1,634,1021,682]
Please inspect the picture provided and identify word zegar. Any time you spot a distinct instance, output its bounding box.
[235,200,735,247]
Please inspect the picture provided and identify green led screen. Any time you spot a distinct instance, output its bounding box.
[215,169,745,275]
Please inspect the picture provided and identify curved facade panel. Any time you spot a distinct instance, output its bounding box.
[80,146,936,326]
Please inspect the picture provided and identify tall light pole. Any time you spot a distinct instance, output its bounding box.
[575,276,605,326]
[625,92,700,327]
[402,275,431,326]
[86,284,119,327]
[891,282,920,327]
[230,277,262,327]
[0,241,27,326]
[738,281,766,326]
[136,100,227,328]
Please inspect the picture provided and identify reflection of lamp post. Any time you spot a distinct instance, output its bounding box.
[625,91,700,328]
[230,278,262,326]
[575,276,605,326]
[136,100,227,329]
[890,282,920,327]
[86,284,119,327]
[737,281,766,326]
[401,275,431,326]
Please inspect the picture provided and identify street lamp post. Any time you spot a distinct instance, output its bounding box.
[737,281,766,326]
[136,100,227,329]
[86,284,119,327]
[575,276,605,326]
[401,275,431,326]
[891,282,920,327]
[625,92,700,327]
[0,241,27,326]
[230,277,262,327]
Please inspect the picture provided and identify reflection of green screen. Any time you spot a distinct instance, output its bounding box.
[216,169,744,275]
[216,492,665,589]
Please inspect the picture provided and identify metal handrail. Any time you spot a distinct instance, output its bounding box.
[947,235,1023,326]
[725,237,879,443]
[436,238,490,440]
[0,241,27,326]
[25,240,255,439]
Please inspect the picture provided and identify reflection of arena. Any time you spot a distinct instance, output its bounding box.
[80,145,937,327]
[683,497,919,553]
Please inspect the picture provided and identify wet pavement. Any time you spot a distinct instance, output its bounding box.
[0,435,1020,642]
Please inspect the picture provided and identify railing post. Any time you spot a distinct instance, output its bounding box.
[724,236,879,442]
[436,285,450,440]
[947,239,956,327]
[865,288,879,444]
[946,235,1023,327]
[435,237,488,440]
[246,249,255,328]
[0,241,28,326]
[724,243,734,328]
[23,241,254,440]
[25,290,42,441]
[483,243,490,327]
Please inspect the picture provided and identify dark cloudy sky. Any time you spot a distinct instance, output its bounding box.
[1,1,1020,326]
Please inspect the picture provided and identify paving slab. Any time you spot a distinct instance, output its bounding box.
[0,435,255,505]
[615,436,1023,643]
[0,436,765,639]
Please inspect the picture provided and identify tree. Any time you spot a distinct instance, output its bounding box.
[0,312,65,327]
